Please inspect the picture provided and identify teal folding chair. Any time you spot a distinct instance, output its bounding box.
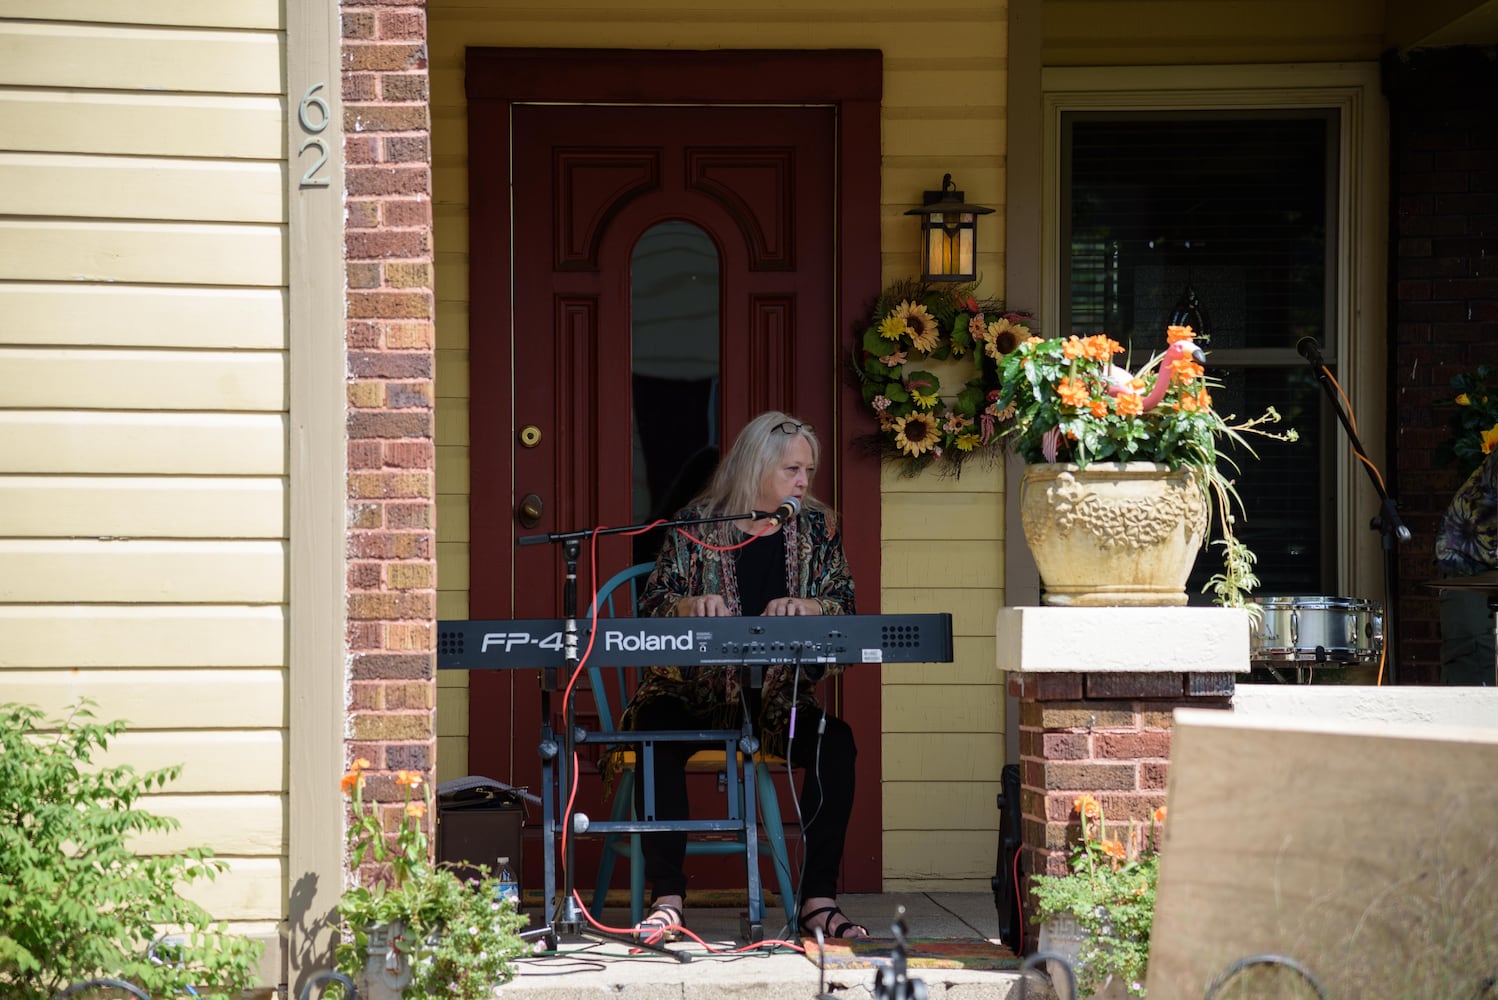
[584,562,798,930]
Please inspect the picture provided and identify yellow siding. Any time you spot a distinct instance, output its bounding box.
[0,1,283,31]
[0,90,285,158]
[428,0,1011,889]
[0,2,290,958]
[0,348,286,411]
[0,606,286,668]
[0,284,286,348]
[0,152,286,223]
[0,477,285,538]
[1043,0,1387,65]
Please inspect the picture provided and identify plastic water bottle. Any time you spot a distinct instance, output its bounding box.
[496,857,520,908]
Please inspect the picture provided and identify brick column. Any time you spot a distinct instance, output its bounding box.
[997,606,1248,945]
[1382,47,1498,685]
[341,1,438,845]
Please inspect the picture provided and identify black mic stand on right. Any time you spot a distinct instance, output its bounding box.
[1297,337,1410,683]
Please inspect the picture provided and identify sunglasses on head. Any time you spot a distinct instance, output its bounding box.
[771,420,812,435]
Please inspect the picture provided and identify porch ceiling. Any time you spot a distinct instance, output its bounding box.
[1389,0,1498,49]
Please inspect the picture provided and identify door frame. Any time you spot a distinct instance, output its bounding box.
[466,48,886,889]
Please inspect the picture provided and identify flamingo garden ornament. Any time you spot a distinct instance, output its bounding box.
[1104,337,1207,411]
[1040,336,1207,463]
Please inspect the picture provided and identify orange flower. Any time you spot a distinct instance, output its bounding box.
[1177,392,1201,413]
[340,758,372,794]
[1115,392,1143,418]
[1089,399,1109,418]
[395,770,423,788]
[1166,324,1195,343]
[1170,357,1204,384]
[1056,377,1090,408]
[1074,794,1102,820]
[1153,805,1168,825]
[1196,389,1212,410]
[1083,335,1123,363]
[1100,839,1127,860]
[406,802,427,819]
[1063,336,1087,360]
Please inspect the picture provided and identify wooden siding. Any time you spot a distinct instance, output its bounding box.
[1043,0,1387,65]
[427,0,1011,885]
[0,3,289,944]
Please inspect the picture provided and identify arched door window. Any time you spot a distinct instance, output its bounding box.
[629,221,721,564]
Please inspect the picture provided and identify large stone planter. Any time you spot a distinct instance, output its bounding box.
[1020,462,1208,607]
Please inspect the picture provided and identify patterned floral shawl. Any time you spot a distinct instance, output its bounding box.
[617,503,856,761]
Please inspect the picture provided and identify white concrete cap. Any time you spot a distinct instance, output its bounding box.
[996,605,1251,673]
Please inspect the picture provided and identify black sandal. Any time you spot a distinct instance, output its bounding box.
[635,901,684,944]
[800,903,868,939]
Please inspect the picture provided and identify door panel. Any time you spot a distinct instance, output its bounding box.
[477,103,836,893]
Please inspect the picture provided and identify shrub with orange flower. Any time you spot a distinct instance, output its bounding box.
[329,761,526,999]
[1030,795,1168,998]
[993,324,1296,609]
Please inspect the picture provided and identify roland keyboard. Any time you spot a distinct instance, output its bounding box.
[437,613,953,670]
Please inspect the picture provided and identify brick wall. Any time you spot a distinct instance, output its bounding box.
[342,1,438,841]
[1009,670,1233,944]
[1386,47,1498,685]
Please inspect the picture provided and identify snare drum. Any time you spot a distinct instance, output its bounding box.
[1250,596,1383,664]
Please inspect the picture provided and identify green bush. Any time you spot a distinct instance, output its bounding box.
[0,701,263,999]
[328,760,528,999]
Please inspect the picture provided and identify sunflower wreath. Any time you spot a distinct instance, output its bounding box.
[853,278,1033,474]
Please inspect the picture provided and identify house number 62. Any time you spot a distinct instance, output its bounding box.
[297,83,331,188]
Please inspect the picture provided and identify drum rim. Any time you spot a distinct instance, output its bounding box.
[1255,595,1380,610]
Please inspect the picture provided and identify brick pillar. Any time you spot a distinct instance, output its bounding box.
[997,606,1248,947]
[1382,47,1498,685]
[341,1,438,849]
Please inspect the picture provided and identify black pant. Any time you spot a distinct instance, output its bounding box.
[629,697,857,903]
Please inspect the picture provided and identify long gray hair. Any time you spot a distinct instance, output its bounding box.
[694,411,831,523]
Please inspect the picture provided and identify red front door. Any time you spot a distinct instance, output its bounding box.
[465,49,885,898]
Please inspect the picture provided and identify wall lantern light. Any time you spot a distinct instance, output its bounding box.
[904,173,993,282]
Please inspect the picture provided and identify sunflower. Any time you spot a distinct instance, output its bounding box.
[893,300,940,354]
[984,318,1022,359]
[892,411,940,456]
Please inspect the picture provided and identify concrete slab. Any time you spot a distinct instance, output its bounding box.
[996,606,1250,673]
[501,892,1041,998]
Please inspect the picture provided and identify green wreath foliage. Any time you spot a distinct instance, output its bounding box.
[853,278,1033,474]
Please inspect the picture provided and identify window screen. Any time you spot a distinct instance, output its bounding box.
[1061,111,1339,597]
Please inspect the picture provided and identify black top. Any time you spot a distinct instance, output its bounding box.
[735,527,788,615]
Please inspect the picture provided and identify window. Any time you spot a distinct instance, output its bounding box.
[1038,65,1387,602]
[1060,111,1337,595]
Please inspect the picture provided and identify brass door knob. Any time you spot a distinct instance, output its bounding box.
[518,493,543,527]
[519,425,542,448]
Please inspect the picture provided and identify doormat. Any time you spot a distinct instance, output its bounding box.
[803,936,1021,972]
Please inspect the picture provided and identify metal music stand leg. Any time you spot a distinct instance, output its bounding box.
[518,537,685,961]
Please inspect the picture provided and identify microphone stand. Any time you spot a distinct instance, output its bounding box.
[514,508,772,957]
[1298,338,1410,684]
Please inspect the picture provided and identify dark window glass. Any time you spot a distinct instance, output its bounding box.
[1062,111,1338,596]
[630,221,721,565]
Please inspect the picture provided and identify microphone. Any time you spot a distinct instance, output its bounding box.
[763,495,801,527]
[1296,336,1324,365]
